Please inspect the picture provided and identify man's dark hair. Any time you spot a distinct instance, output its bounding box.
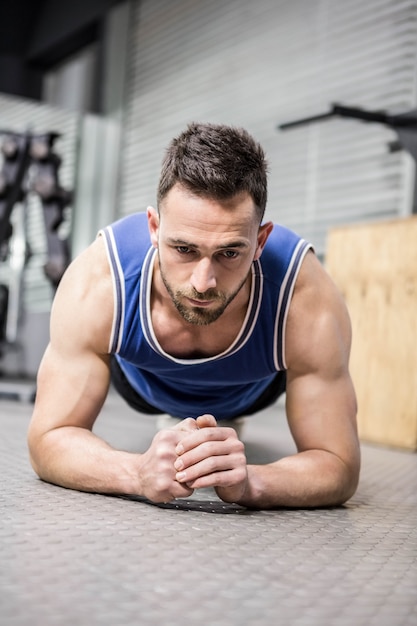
[157,122,268,222]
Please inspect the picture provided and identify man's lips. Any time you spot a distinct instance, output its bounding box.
[187,297,214,307]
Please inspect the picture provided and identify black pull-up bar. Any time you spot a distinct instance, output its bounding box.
[278,103,417,131]
[278,101,417,173]
[278,102,417,213]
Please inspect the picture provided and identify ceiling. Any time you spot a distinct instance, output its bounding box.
[0,0,45,55]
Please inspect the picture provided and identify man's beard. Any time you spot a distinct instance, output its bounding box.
[159,263,249,326]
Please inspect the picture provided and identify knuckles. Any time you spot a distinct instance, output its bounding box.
[153,431,179,458]
[154,429,178,444]
[173,417,198,432]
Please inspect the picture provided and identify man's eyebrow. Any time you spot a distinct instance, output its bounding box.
[167,237,250,249]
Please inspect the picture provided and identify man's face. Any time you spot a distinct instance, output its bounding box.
[147,184,272,326]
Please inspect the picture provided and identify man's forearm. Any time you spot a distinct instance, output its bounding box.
[29,426,141,495]
[235,450,360,509]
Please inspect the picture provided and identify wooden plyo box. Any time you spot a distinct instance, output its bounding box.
[325,217,417,451]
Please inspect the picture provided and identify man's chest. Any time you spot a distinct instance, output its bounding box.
[151,312,242,359]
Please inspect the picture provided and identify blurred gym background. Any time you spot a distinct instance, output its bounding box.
[0,0,416,416]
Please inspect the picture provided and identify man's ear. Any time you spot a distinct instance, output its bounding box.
[147,206,159,248]
[254,221,273,260]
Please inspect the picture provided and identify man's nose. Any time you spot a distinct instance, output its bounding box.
[190,258,217,293]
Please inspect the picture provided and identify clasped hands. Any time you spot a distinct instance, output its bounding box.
[139,414,248,504]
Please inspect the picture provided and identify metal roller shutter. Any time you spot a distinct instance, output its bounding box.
[120,0,417,254]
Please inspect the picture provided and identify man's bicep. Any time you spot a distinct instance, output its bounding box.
[285,254,359,464]
[31,342,111,436]
[30,237,114,435]
[286,366,358,462]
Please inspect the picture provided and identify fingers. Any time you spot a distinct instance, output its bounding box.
[175,423,237,456]
[141,429,195,503]
[174,428,247,490]
[148,417,247,503]
[177,456,246,490]
[151,475,194,502]
[172,417,200,433]
[196,414,217,428]
[170,414,217,433]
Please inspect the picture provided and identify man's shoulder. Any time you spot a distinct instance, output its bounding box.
[101,212,152,273]
[285,251,352,372]
[265,223,311,259]
[292,251,337,301]
[268,222,303,243]
[66,237,113,306]
[260,223,312,290]
[101,212,150,248]
[51,238,114,354]
[105,212,148,237]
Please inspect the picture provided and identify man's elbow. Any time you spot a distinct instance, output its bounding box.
[27,423,51,481]
[27,434,43,479]
[333,455,361,506]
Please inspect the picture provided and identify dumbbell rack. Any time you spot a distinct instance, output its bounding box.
[0,129,72,400]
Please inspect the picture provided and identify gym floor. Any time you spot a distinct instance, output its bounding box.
[1,390,416,626]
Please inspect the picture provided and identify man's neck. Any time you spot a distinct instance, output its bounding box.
[150,262,252,359]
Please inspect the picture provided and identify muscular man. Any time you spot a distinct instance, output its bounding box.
[28,122,360,508]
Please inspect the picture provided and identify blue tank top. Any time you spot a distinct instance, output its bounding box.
[100,213,312,419]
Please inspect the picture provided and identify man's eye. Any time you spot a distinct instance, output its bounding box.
[176,246,191,254]
[222,250,239,259]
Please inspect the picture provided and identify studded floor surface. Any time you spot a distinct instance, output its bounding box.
[1,391,416,626]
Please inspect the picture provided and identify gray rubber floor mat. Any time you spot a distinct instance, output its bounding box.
[1,393,416,625]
